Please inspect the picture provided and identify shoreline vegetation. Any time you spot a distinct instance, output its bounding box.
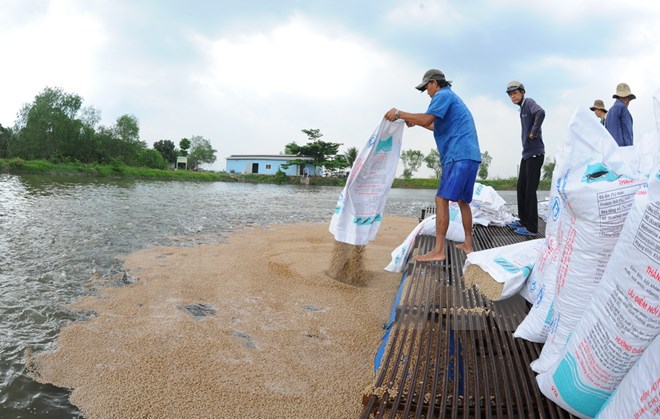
[1,158,551,190]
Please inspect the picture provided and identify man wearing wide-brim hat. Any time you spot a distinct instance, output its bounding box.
[589,99,607,126]
[605,83,635,146]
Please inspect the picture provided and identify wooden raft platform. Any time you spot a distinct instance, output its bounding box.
[361,211,576,418]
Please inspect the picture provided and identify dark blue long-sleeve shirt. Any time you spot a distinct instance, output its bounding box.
[518,97,546,159]
[605,98,633,146]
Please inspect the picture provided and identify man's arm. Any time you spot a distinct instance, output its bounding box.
[529,101,546,140]
[385,108,435,129]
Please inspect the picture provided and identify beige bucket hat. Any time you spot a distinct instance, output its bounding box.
[589,99,607,112]
[613,83,636,100]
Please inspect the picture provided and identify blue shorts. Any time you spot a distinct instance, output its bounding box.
[437,159,479,203]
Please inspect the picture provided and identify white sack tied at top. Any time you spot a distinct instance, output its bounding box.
[329,118,404,246]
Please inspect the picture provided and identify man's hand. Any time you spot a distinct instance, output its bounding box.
[385,108,399,122]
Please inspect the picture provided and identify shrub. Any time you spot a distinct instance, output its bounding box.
[273,169,289,184]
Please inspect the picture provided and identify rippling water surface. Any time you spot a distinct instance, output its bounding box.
[0,174,443,418]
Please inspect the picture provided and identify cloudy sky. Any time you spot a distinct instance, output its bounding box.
[1,0,658,177]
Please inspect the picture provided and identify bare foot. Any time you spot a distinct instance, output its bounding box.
[415,250,446,262]
[456,243,473,255]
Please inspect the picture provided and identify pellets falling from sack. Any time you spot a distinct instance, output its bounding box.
[463,264,504,301]
[326,241,367,286]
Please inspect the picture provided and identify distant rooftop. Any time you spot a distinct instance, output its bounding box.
[226,154,314,161]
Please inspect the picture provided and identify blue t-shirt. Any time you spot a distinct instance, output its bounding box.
[426,87,481,166]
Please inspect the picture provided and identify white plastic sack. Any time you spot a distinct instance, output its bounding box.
[463,238,546,300]
[385,204,465,273]
[530,109,649,373]
[470,183,516,227]
[330,118,404,245]
[384,214,437,273]
[514,128,573,340]
[517,185,568,306]
[596,334,660,419]
[446,202,466,242]
[536,164,660,418]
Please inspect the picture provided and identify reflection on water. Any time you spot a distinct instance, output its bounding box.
[0,174,436,418]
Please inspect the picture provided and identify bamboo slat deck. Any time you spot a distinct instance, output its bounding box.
[361,211,576,418]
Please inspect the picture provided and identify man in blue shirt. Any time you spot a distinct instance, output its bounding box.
[385,69,481,262]
[605,83,635,147]
[506,81,545,236]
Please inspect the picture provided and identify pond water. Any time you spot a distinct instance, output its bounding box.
[0,174,535,418]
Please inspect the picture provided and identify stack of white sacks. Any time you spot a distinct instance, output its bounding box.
[512,93,660,418]
[471,183,517,227]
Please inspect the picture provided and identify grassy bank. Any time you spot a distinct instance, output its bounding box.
[1,158,234,181]
[392,177,551,190]
[1,158,550,190]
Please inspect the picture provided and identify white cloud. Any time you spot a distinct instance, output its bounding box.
[191,14,384,100]
[0,0,107,124]
[178,13,432,170]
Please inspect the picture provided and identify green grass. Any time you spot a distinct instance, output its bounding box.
[1,158,550,190]
[394,177,550,190]
[1,158,234,181]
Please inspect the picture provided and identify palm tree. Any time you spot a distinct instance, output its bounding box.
[344,147,359,167]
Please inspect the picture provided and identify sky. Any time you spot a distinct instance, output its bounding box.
[1,0,659,178]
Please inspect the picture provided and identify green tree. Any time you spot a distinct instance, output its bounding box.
[478,150,493,180]
[424,149,442,178]
[187,135,217,170]
[94,115,147,166]
[284,129,348,175]
[0,124,11,158]
[343,146,359,167]
[179,138,190,157]
[136,149,167,169]
[153,139,178,164]
[113,114,143,147]
[13,86,87,161]
[79,106,102,130]
[542,157,556,180]
[400,149,424,179]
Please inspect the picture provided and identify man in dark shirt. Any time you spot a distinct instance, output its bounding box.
[506,81,545,236]
[605,83,635,147]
